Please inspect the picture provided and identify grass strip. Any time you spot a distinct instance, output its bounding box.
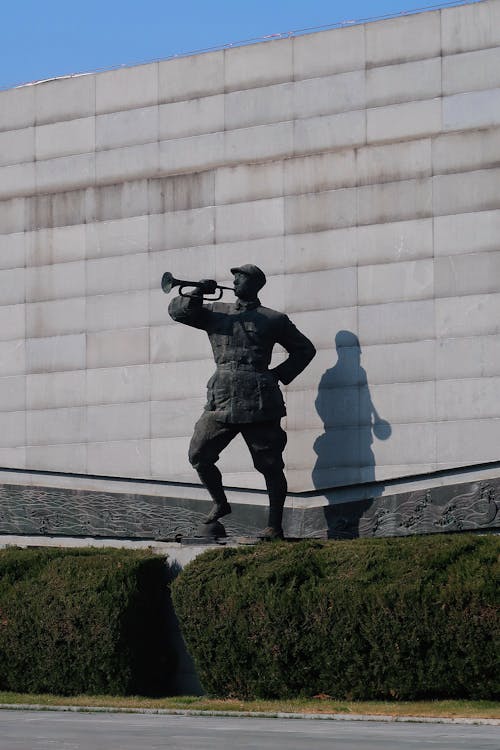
[0,693,498,719]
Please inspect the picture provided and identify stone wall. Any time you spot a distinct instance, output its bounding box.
[1,0,500,498]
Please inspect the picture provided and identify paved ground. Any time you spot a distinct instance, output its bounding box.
[0,710,498,750]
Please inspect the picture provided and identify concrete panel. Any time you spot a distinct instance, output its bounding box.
[34,189,87,230]
[26,370,85,410]
[294,110,366,155]
[87,290,149,333]
[150,435,193,479]
[0,411,25,447]
[148,245,216,293]
[285,227,357,275]
[0,126,34,167]
[443,88,500,131]
[370,420,436,470]
[26,334,86,374]
[25,260,85,303]
[0,197,25,235]
[86,364,150,406]
[357,139,432,186]
[436,376,500,421]
[224,82,293,130]
[149,207,215,252]
[150,360,214,401]
[366,11,441,67]
[0,267,25,305]
[0,231,25,270]
[436,293,500,338]
[293,25,365,80]
[435,251,500,298]
[284,150,356,196]
[357,178,432,226]
[284,267,357,314]
[215,162,283,206]
[224,37,292,92]
[159,95,224,141]
[27,406,86,445]
[92,180,149,223]
[436,418,500,467]
[225,122,293,164]
[432,127,500,175]
[86,328,149,369]
[481,333,500,377]
[158,51,224,103]
[0,375,25,412]
[0,339,26,377]
[293,70,366,120]
[215,236,285,279]
[150,323,213,365]
[441,0,500,54]
[26,224,86,267]
[85,216,148,259]
[433,168,500,217]
[0,86,35,132]
[36,117,95,161]
[87,402,149,442]
[95,142,159,184]
[151,397,205,438]
[358,258,434,305]
[285,188,356,235]
[0,162,36,200]
[356,339,436,386]
[86,253,148,296]
[368,380,435,426]
[0,304,25,341]
[35,76,95,125]
[357,218,434,267]
[96,106,158,151]
[436,336,484,381]
[36,153,95,193]
[25,443,87,473]
[160,131,224,175]
[434,209,500,257]
[0,446,26,469]
[95,63,158,114]
[366,57,441,108]
[149,172,215,215]
[26,298,86,338]
[367,99,442,143]
[87,439,150,478]
[359,299,435,345]
[216,197,284,244]
[443,46,500,96]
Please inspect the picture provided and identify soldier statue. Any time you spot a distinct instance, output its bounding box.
[168,264,316,539]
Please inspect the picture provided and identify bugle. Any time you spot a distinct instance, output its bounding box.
[161,271,235,301]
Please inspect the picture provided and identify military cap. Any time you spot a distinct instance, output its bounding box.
[230,264,266,290]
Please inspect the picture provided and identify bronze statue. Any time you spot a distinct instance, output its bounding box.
[166,264,316,539]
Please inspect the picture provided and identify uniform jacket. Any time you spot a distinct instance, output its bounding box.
[168,294,316,423]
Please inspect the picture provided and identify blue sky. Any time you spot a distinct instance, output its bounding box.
[1,0,478,90]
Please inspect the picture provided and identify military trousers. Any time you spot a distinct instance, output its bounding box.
[189,411,287,475]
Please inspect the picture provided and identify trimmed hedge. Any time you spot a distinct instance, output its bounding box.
[0,547,174,695]
[171,534,500,700]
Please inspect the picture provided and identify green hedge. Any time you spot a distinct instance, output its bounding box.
[172,534,500,700]
[0,547,174,696]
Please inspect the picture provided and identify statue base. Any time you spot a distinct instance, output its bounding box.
[195,520,227,540]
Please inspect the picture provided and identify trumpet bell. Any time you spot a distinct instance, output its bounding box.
[161,272,176,294]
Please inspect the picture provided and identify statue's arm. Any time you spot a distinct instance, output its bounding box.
[168,292,212,330]
[271,316,316,384]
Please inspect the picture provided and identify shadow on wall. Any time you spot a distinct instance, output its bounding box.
[312,330,392,538]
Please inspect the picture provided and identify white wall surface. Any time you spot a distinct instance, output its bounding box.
[0,0,499,492]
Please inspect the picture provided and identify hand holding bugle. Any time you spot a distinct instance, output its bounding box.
[161,272,235,301]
